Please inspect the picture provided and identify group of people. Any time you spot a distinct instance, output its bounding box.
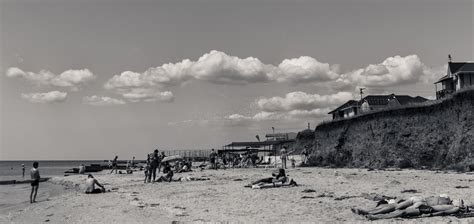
[144,149,168,183]
[352,195,470,220]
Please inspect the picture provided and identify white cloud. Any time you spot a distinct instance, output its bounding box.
[341,55,435,87]
[120,88,174,103]
[6,67,95,89]
[256,91,353,112]
[274,56,340,84]
[51,69,95,88]
[83,96,126,106]
[190,50,274,85]
[21,91,67,103]
[104,51,341,90]
[104,59,194,90]
[103,52,443,104]
[7,67,55,85]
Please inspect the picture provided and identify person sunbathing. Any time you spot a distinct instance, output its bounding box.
[245,169,298,188]
[249,168,288,186]
[367,199,469,220]
[351,195,470,220]
[352,195,453,216]
[174,176,210,181]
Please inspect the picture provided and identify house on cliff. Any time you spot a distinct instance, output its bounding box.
[328,94,428,120]
[434,61,474,99]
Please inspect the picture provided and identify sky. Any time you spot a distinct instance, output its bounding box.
[1,0,473,160]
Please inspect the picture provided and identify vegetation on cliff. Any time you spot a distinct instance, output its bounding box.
[303,88,474,170]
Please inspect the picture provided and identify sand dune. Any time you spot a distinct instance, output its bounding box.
[1,168,473,223]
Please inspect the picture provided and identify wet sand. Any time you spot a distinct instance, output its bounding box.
[1,168,473,223]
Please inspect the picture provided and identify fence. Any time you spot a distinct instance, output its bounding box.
[160,149,212,161]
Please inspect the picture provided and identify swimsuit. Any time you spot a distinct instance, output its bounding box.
[31,179,39,187]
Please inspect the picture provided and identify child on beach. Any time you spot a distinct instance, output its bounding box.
[22,164,25,178]
[144,154,150,183]
[30,161,40,203]
[110,156,118,174]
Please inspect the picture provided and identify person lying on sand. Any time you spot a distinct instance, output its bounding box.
[245,168,298,188]
[174,176,210,182]
[85,174,106,194]
[251,179,298,189]
[248,168,288,186]
[351,195,470,220]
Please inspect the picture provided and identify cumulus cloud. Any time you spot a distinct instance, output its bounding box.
[256,91,353,112]
[104,52,443,97]
[221,91,353,124]
[340,55,435,87]
[104,50,340,90]
[83,96,126,106]
[6,67,95,89]
[104,60,194,90]
[21,91,67,103]
[7,67,55,85]
[274,56,340,84]
[120,88,174,103]
[51,69,95,88]
[190,50,274,85]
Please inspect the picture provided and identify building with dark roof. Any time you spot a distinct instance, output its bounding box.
[328,94,428,120]
[434,61,474,99]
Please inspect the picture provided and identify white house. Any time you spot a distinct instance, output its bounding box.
[435,61,474,99]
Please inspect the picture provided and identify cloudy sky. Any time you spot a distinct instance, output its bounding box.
[1,0,472,160]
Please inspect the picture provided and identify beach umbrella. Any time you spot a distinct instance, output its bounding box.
[161,155,183,163]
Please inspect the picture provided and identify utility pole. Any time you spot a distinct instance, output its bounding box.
[272,127,275,141]
[359,87,366,101]
[359,87,366,114]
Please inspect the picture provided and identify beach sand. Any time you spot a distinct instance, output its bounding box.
[1,167,473,223]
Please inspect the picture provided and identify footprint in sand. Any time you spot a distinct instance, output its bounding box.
[166,206,188,216]
[129,200,147,208]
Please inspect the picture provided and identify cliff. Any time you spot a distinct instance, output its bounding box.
[307,88,474,170]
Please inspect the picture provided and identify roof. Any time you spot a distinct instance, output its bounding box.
[328,100,358,114]
[224,140,295,148]
[434,74,453,84]
[362,94,427,106]
[361,95,393,106]
[218,148,274,153]
[396,95,428,105]
[449,62,474,74]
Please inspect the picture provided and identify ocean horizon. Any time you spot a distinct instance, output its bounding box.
[0,160,106,180]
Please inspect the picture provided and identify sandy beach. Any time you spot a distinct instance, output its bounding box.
[1,167,473,223]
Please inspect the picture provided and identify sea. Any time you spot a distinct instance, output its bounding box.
[0,160,106,181]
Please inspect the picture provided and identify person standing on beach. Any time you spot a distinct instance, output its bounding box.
[148,149,159,183]
[110,156,118,174]
[132,156,135,168]
[158,151,166,173]
[280,147,288,169]
[22,164,25,178]
[144,154,151,183]
[302,146,309,165]
[30,161,40,203]
[209,149,217,170]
